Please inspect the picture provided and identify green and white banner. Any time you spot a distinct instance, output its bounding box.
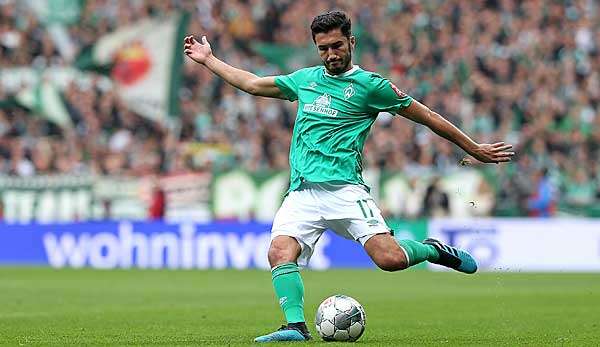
[78,12,189,122]
[0,168,491,223]
[15,80,72,128]
[211,169,493,222]
[0,175,93,223]
[26,0,82,25]
[212,170,288,222]
[0,172,212,224]
[1,67,113,126]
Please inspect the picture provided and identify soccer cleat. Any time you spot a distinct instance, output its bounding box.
[254,323,312,342]
[423,238,478,274]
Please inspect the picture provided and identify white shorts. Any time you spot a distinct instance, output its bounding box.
[271,183,391,267]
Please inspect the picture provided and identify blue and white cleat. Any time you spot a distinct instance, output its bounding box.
[423,238,478,274]
[254,323,311,342]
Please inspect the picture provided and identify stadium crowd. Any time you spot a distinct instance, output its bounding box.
[0,0,599,216]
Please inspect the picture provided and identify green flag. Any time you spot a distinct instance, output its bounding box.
[16,80,72,128]
[26,0,82,25]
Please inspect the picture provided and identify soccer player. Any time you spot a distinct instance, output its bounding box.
[184,11,514,342]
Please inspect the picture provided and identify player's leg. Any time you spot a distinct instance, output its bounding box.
[322,184,477,273]
[421,237,478,274]
[255,236,313,342]
[362,230,478,274]
[322,184,436,271]
[268,236,306,327]
[359,190,477,273]
[327,218,438,271]
[362,233,438,271]
[255,190,325,342]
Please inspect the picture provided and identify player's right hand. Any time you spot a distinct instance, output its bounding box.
[183,35,212,64]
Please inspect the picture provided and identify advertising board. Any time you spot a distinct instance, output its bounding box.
[0,221,373,270]
[428,218,600,271]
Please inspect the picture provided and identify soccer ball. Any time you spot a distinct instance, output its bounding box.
[315,295,366,342]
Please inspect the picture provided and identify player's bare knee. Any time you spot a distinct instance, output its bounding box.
[375,253,408,272]
[365,234,409,271]
[267,244,289,266]
[268,236,300,267]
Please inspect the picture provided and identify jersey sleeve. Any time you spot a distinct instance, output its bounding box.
[274,69,306,102]
[366,74,413,114]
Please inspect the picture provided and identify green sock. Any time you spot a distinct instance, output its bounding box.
[396,239,440,267]
[272,263,305,324]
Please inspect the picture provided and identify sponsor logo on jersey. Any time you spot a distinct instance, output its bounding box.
[315,93,331,106]
[303,93,338,117]
[306,81,317,89]
[343,83,355,99]
[389,82,407,98]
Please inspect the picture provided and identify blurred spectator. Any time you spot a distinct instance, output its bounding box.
[564,168,596,208]
[421,177,450,217]
[148,180,166,220]
[527,168,556,217]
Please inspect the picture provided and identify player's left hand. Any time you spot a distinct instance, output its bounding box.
[470,142,515,164]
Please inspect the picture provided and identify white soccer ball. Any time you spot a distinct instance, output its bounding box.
[315,295,366,342]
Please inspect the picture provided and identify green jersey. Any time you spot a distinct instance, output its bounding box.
[274,65,413,192]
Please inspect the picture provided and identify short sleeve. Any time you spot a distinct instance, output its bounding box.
[366,74,413,114]
[274,69,306,102]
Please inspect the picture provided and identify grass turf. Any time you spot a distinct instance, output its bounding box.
[0,268,599,346]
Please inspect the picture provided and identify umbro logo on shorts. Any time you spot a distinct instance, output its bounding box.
[367,219,379,226]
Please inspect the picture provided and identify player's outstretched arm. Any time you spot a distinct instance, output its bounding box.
[398,100,515,164]
[183,35,286,99]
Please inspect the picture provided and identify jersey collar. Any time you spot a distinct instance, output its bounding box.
[323,65,360,78]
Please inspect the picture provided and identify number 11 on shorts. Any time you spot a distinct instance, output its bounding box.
[356,199,375,219]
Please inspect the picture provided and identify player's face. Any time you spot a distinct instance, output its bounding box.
[315,29,355,75]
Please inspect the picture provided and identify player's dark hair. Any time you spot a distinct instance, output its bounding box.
[310,11,351,42]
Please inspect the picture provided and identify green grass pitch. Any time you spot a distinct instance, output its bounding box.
[1,268,599,346]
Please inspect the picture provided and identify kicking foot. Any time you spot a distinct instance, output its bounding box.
[423,238,478,274]
[254,322,312,342]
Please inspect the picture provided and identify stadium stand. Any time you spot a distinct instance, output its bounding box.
[0,0,599,218]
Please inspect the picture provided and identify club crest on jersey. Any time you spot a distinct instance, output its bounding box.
[303,93,338,117]
[344,83,355,99]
